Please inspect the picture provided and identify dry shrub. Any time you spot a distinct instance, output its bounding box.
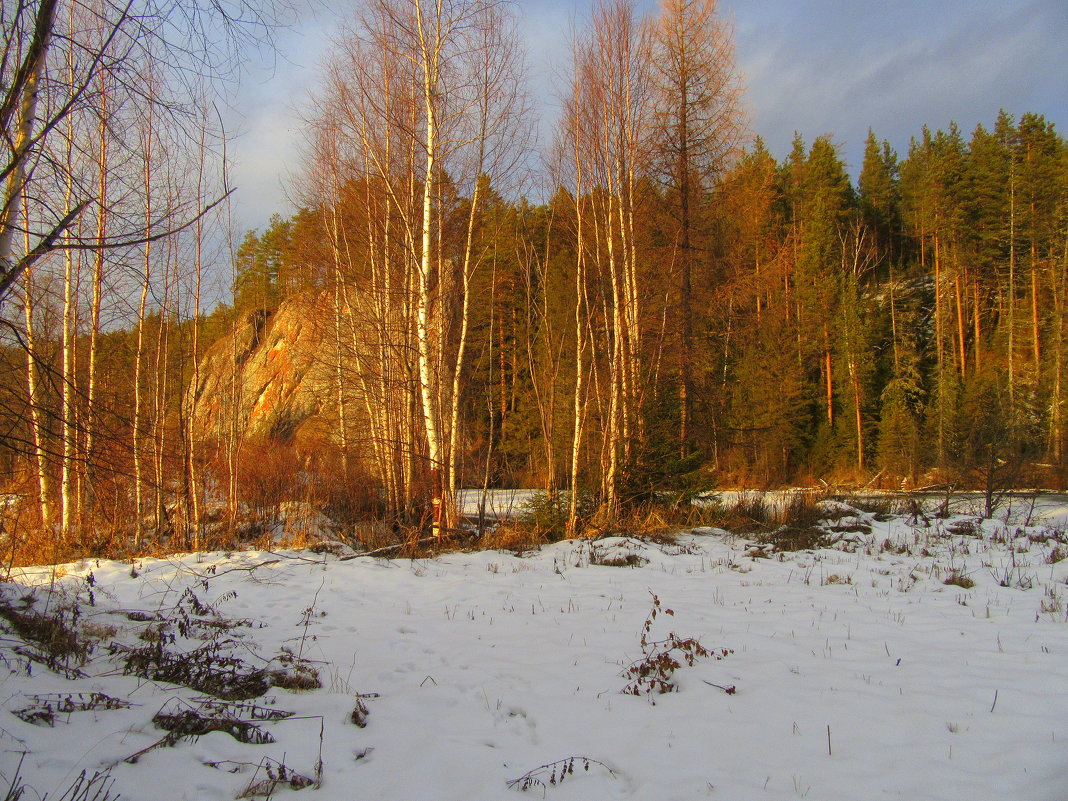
[508,757,614,793]
[153,706,275,745]
[13,692,132,726]
[119,638,271,701]
[620,593,731,702]
[755,492,829,552]
[478,522,549,554]
[700,490,833,552]
[1,502,62,569]
[237,756,319,797]
[756,526,829,552]
[480,492,732,545]
[233,438,303,528]
[675,500,731,529]
[202,436,382,551]
[632,527,682,546]
[616,503,678,537]
[2,436,159,567]
[316,453,382,527]
[269,667,321,691]
[351,520,399,552]
[589,547,647,568]
[3,765,119,801]
[0,475,98,568]
[775,491,823,529]
[68,521,133,562]
[705,492,772,532]
[0,592,91,674]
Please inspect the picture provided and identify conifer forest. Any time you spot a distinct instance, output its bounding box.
[2,0,1067,561]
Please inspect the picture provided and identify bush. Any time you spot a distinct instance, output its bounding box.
[516,491,597,542]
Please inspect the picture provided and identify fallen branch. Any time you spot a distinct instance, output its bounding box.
[339,536,437,559]
[340,532,474,560]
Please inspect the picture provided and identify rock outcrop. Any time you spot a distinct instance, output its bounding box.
[190,295,336,442]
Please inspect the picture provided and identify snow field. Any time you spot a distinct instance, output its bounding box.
[2,507,1067,800]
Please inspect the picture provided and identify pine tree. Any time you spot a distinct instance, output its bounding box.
[858,129,899,269]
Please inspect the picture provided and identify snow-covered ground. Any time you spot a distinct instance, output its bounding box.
[2,502,1067,800]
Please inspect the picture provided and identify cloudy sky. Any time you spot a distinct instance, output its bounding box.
[225,0,1068,234]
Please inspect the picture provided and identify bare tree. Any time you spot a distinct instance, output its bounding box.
[1,0,278,307]
[306,0,530,537]
[561,0,652,520]
[0,0,284,552]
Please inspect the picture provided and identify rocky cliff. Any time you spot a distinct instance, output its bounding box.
[190,295,337,443]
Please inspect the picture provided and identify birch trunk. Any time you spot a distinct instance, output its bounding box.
[567,166,589,536]
[85,71,109,530]
[414,0,445,538]
[23,267,53,533]
[60,215,77,543]
[133,103,153,547]
[60,20,79,542]
[187,113,206,549]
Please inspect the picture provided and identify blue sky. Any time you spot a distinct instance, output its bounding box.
[224,0,1068,234]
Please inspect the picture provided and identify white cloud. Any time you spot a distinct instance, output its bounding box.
[732,0,1068,167]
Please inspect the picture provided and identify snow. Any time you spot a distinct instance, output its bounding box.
[457,489,540,520]
[457,487,1068,527]
[1,504,1067,800]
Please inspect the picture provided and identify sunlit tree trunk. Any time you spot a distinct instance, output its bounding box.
[954,268,966,376]
[1007,159,1017,416]
[934,234,945,462]
[60,11,80,543]
[60,187,78,543]
[1050,229,1068,465]
[567,167,589,536]
[152,239,174,535]
[133,97,154,547]
[186,107,208,550]
[85,67,110,533]
[23,266,52,534]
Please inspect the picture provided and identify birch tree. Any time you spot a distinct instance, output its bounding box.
[0,0,281,552]
[562,0,652,519]
[310,0,529,536]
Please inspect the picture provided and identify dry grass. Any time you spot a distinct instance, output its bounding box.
[351,520,400,552]
[0,591,91,675]
[704,492,773,532]
[943,570,976,589]
[839,494,911,518]
[474,492,831,553]
[478,523,550,554]
[1,484,921,567]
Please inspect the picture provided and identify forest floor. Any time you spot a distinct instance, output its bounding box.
[1,497,1067,800]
